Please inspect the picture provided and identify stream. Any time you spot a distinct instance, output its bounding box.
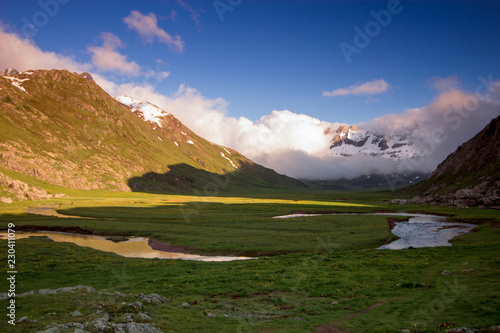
[1,208,476,261]
[273,212,476,249]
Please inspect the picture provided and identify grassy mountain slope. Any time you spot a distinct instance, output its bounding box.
[406,115,500,208]
[0,69,304,198]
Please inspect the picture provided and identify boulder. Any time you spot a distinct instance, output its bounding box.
[391,199,407,205]
[0,197,13,204]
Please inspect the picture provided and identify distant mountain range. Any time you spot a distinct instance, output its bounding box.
[329,125,423,160]
[0,69,304,201]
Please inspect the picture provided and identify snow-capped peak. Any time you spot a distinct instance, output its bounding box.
[330,125,424,160]
[115,95,169,128]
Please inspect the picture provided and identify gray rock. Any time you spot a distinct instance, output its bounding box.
[1,69,19,76]
[39,288,56,295]
[17,316,29,323]
[207,313,216,318]
[138,293,167,304]
[63,322,85,329]
[36,326,62,333]
[330,301,339,305]
[442,270,452,275]
[69,310,83,317]
[130,301,143,311]
[455,189,476,199]
[80,72,94,81]
[138,312,152,321]
[461,269,474,273]
[472,181,489,194]
[454,200,470,209]
[92,313,110,331]
[123,314,134,322]
[125,322,163,333]
[391,199,407,205]
[181,302,190,308]
[445,328,474,333]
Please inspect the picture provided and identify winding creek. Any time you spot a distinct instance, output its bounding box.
[273,212,476,249]
[0,208,477,261]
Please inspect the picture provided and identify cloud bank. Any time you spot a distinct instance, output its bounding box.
[1,26,498,180]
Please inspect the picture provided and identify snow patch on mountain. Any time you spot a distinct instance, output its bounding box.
[115,95,169,128]
[330,125,424,160]
[2,76,29,93]
[220,152,238,169]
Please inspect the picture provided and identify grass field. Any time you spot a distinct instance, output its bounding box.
[1,189,499,332]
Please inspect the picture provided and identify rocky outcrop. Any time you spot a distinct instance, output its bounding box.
[409,115,500,209]
[0,68,19,76]
[0,171,54,202]
[1,285,166,333]
[410,180,500,209]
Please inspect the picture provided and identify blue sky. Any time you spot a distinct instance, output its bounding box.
[1,0,499,124]
[1,0,499,179]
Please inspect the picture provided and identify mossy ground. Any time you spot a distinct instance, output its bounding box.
[0,190,499,332]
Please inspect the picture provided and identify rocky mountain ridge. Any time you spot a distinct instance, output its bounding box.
[330,125,423,160]
[0,69,304,200]
[407,115,500,209]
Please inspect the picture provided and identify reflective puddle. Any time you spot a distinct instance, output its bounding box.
[0,231,253,262]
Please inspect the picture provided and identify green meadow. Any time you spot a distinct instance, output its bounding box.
[1,190,499,332]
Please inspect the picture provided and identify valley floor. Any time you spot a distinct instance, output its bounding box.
[0,190,499,332]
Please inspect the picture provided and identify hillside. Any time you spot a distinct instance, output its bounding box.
[407,115,500,208]
[0,69,304,200]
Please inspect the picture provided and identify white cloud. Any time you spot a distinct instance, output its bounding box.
[124,10,185,53]
[88,32,141,76]
[323,79,389,97]
[428,75,461,92]
[0,25,90,73]
[361,86,500,172]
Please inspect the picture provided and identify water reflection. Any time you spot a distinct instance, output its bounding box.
[0,232,253,262]
[273,212,476,249]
